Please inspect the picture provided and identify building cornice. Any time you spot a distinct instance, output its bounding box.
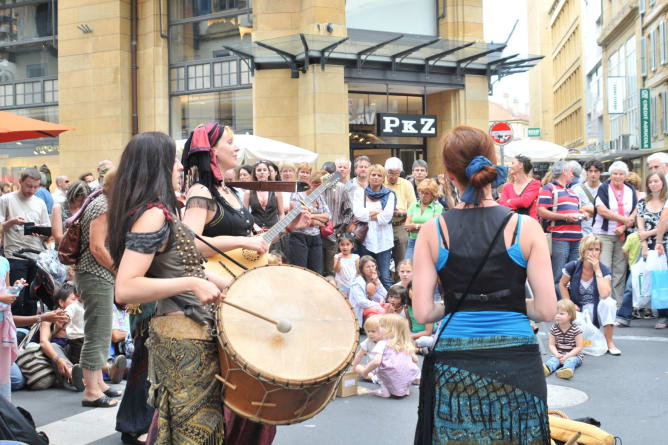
[643,1,668,29]
[598,3,638,47]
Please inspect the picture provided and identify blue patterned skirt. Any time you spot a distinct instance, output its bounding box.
[415,336,550,445]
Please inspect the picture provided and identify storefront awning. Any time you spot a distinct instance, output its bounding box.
[223,28,543,88]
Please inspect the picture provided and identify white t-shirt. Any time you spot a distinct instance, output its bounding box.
[65,301,85,340]
[572,182,600,235]
[360,337,378,361]
[592,184,634,235]
[0,191,50,259]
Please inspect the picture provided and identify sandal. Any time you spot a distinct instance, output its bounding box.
[104,388,123,398]
[82,395,118,408]
[70,364,85,392]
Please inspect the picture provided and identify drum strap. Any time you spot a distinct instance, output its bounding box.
[192,232,248,276]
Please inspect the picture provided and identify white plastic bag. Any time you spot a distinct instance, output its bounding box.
[574,311,608,356]
[631,260,650,308]
[642,250,668,304]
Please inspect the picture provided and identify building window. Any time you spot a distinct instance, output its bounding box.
[641,36,648,76]
[652,96,658,137]
[661,21,667,65]
[213,59,237,87]
[0,84,13,106]
[171,67,186,92]
[170,88,252,140]
[169,0,249,21]
[15,81,41,105]
[651,30,657,71]
[43,79,57,103]
[187,63,211,90]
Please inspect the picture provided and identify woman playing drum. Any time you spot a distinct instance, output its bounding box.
[180,123,308,445]
[109,132,228,444]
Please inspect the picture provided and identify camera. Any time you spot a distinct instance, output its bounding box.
[23,222,52,237]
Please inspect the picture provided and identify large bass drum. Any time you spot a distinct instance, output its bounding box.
[216,265,358,425]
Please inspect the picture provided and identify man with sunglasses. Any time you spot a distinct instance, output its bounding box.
[52,176,70,205]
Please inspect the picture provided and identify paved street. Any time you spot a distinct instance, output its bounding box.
[10,319,668,445]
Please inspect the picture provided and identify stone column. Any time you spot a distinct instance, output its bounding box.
[57,0,132,179]
[252,0,349,165]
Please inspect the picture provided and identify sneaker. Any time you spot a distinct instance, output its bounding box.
[70,364,85,392]
[109,355,127,384]
[556,368,574,379]
[632,308,642,319]
[655,317,668,329]
[642,309,655,319]
[615,318,630,327]
[543,364,551,377]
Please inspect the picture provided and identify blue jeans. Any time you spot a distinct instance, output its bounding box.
[544,355,582,374]
[359,245,393,290]
[551,240,581,283]
[616,269,634,322]
[405,238,416,260]
[10,362,24,390]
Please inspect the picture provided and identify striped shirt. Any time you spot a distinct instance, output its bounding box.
[538,182,582,242]
[549,323,584,360]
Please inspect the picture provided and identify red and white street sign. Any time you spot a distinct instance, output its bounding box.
[490,121,514,145]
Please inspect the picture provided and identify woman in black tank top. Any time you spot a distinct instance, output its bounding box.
[411,126,557,445]
[181,124,269,257]
[243,161,285,231]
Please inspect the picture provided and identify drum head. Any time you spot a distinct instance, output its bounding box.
[219,265,358,385]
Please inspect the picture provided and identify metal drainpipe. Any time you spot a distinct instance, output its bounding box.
[131,0,139,135]
[436,0,446,37]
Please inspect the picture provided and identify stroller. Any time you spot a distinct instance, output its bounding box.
[10,248,68,346]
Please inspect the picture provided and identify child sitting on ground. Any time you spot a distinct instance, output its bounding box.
[406,281,434,352]
[355,313,420,398]
[543,299,584,380]
[348,256,387,327]
[385,285,408,319]
[351,315,383,382]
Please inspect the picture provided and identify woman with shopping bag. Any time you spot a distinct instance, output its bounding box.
[558,234,622,355]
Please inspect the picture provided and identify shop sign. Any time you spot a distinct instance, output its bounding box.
[377,113,437,137]
[489,121,513,145]
[607,77,625,114]
[640,88,651,150]
[528,128,541,137]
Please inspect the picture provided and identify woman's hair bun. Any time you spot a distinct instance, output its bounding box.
[468,165,498,190]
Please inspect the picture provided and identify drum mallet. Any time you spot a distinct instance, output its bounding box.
[221,299,292,333]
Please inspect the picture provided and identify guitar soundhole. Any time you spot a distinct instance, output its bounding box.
[242,249,259,262]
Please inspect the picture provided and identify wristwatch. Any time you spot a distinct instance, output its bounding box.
[595,272,603,278]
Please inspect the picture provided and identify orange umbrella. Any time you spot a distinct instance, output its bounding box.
[0,110,74,143]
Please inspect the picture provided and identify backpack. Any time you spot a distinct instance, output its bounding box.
[57,189,102,265]
[0,394,49,444]
[15,343,56,390]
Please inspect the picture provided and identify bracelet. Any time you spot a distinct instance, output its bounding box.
[37,314,42,324]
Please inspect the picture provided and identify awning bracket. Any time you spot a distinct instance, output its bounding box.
[356,34,404,72]
[423,41,474,79]
[320,37,349,71]
[222,45,256,75]
[390,38,440,72]
[255,40,302,78]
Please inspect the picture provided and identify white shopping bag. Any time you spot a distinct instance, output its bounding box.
[642,250,668,303]
[574,311,608,356]
[631,260,650,308]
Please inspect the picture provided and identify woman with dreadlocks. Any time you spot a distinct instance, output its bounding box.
[412,126,557,444]
[180,123,269,256]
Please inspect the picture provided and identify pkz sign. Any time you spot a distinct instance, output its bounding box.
[377,113,437,137]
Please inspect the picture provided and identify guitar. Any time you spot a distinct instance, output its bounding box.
[204,172,343,280]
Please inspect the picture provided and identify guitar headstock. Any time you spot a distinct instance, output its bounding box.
[322,172,343,189]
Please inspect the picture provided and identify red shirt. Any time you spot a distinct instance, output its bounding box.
[499,179,540,219]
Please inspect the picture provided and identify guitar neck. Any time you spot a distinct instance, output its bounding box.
[262,177,337,242]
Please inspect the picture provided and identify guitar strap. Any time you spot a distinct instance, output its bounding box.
[192,232,248,273]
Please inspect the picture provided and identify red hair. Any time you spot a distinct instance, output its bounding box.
[442,125,499,193]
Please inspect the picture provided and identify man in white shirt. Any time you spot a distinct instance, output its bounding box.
[571,159,603,235]
[348,155,370,197]
[0,168,50,284]
[52,176,70,205]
